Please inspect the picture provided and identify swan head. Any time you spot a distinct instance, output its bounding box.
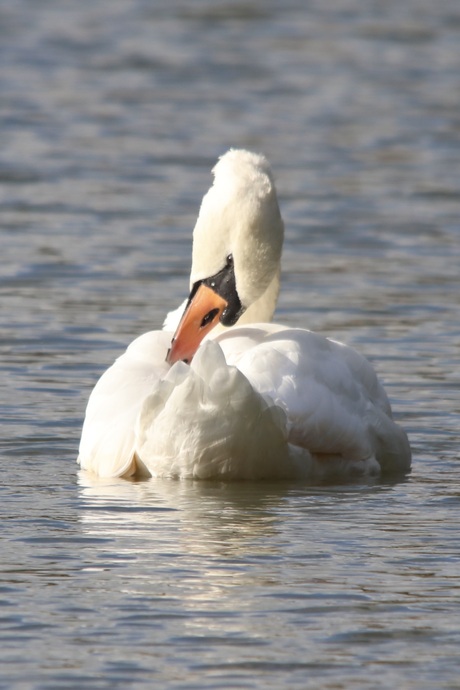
[167,149,284,365]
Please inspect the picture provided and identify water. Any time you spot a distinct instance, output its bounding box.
[1,0,460,687]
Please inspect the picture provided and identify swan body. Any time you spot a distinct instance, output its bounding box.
[78,149,411,480]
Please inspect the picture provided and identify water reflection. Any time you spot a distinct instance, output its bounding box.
[78,471,289,557]
[77,472,299,645]
[77,470,409,575]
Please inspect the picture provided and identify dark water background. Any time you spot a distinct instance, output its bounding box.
[1,1,460,688]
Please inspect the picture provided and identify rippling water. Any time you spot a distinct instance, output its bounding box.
[1,1,460,688]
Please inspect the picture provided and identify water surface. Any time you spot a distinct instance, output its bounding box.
[1,1,460,688]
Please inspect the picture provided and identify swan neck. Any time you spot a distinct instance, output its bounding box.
[237,268,280,325]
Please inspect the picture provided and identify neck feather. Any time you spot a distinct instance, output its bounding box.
[236,268,280,326]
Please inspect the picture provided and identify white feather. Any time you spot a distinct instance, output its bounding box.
[78,149,411,480]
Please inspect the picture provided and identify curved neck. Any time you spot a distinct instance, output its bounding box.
[236,267,280,326]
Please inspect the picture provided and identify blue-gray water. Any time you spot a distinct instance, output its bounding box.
[1,1,460,688]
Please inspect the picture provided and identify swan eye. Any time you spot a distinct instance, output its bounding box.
[226,254,233,266]
[200,308,219,329]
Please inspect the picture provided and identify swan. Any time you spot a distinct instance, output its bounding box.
[78,149,411,481]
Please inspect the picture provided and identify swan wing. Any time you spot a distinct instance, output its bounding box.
[215,325,411,473]
[78,331,171,477]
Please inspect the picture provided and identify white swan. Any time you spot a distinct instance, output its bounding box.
[78,149,411,481]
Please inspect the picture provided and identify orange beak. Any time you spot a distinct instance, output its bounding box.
[166,284,228,365]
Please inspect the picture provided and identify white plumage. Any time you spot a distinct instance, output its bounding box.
[78,149,411,481]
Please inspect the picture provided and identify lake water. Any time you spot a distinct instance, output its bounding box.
[1,0,460,688]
